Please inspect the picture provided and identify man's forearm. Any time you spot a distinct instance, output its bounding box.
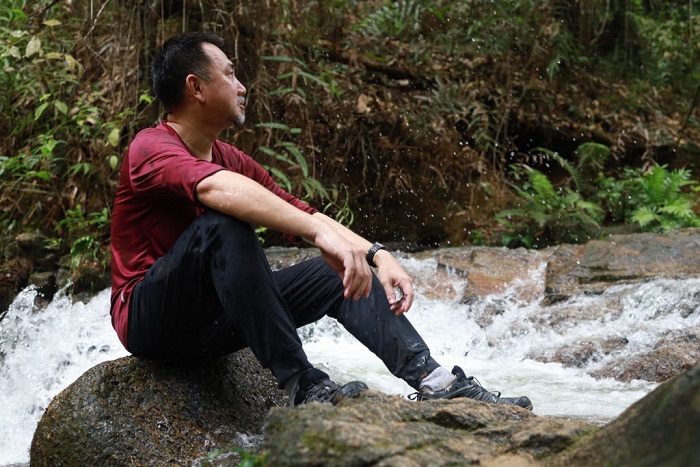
[197,170,324,243]
[312,212,394,267]
[312,212,372,249]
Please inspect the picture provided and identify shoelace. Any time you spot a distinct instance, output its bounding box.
[466,376,502,397]
[407,375,502,400]
[302,380,339,403]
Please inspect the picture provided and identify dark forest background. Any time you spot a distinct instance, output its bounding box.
[1,0,699,285]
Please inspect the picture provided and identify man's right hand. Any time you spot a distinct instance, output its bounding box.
[314,230,373,301]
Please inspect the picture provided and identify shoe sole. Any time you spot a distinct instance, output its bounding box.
[420,388,534,411]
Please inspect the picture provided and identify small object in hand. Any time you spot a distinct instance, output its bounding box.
[394,287,404,302]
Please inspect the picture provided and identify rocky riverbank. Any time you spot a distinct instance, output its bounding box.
[25,229,700,465]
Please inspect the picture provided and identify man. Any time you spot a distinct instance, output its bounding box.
[109,31,532,409]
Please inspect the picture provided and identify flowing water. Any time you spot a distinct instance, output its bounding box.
[2,251,699,465]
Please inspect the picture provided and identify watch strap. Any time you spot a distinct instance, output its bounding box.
[366,242,387,268]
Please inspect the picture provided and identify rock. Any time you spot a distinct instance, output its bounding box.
[433,246,547,304]
[263,390,593,466]
[427,230,700,384]
[30,349,287,466]
[552,359,700,466]
[529,336,630,369]
[544,228,700,304]
[265,359,700,466]
[591,330,700,382]
[431,228,700,306]
[31,352,700,466]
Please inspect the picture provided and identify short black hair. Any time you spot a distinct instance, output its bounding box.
[151,32,226,112]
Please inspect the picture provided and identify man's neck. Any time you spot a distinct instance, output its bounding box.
[165,118,216,161]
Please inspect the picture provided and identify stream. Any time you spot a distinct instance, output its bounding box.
[3,249,699,465]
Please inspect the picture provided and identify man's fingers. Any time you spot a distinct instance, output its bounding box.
[387,280,413,315]
[343,250,372,300]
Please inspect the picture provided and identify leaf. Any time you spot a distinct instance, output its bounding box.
[258,146,279,157]
[631,207,657,227]
[42,19,62,27]
[25,36,41,57]
[109,155,119,170]
[7,46,21,59]
[256,122,290,131]
[108,127,120,147]
[54,101,68,114]
[32,170,51,181]
[280,142,308,177]
[268,167,292,191]
[34,102,49,120]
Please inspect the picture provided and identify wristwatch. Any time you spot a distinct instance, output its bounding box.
[366,242,387,268]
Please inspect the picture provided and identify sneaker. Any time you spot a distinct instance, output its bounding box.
[290,368,368,406]
[412,366,533,411]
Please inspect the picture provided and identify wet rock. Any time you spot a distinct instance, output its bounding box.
[552,359,700,466]
[31,354,700,466]
[528,336,630,369]
[421,229,700,384]
[265,246,320,271]
[544,228,700,304]
[591,330,700,382]
[266,360,700,466]
[264,390,593,466]
[434,246,547,303]
[30,349,287,466]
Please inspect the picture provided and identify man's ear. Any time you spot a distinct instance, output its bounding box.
[185,74,205,103]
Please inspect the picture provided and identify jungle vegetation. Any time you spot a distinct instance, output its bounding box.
[1,0,699,276]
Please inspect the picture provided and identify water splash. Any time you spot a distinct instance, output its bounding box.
[0,286,127,465]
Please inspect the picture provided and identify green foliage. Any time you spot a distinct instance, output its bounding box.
[262,53,344,100]
[497,164,603,248]
[254,122,353,226]
[56,205,111,267]
[498,156,700,249]
[601,165,700,232]
[354,0,430,39]
[631,5,700,95]
[0,0,129,262]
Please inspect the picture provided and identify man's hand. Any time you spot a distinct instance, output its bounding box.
[373,250,414,315]
[314,230,373,301]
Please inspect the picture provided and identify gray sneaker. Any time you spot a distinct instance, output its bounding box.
[412,366,533,410]
[290,368,368,406]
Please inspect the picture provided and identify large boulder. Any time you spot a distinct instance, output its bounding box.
[30,349,287,466]
[263,359,700,466]
[543,228,700,304]
[264,391,593,466]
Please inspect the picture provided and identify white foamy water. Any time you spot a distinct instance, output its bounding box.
[0,287,128,466]
[2,253,699,465]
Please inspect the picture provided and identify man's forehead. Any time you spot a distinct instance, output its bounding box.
[203,42,232,66]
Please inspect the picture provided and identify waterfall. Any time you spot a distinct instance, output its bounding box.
[2,252,698,465]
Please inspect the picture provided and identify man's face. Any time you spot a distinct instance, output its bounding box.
[200,42,247,127]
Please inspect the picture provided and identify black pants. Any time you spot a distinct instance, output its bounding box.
[127,210,439,389]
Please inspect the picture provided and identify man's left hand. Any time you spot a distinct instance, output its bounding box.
[373,250,414,315]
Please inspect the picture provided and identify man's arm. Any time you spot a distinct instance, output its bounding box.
[312,212,414,315]
[196,170,372,300]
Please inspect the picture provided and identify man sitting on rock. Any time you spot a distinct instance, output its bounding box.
[109,32,532,410]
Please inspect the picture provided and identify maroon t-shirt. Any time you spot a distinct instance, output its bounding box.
[110,122,316,347]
